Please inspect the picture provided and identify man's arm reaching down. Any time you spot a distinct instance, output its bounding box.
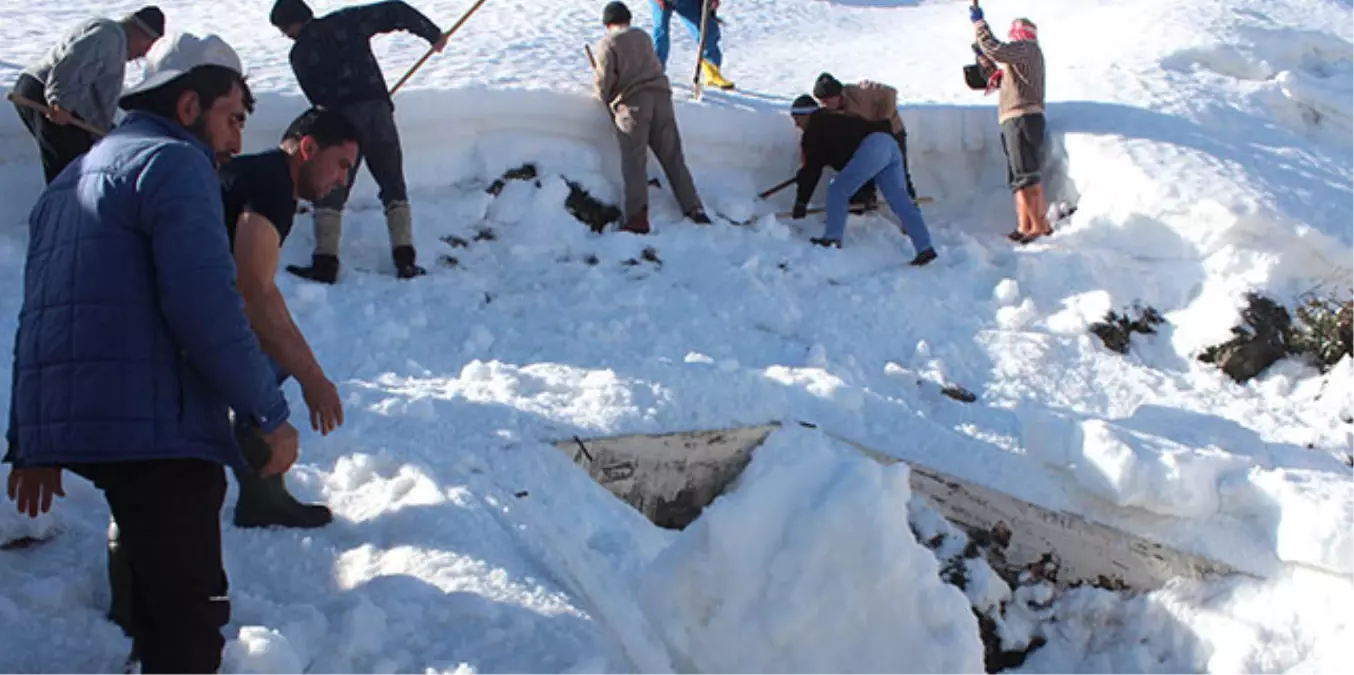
[234,213,345,435]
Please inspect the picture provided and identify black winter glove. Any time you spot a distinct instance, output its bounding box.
[791,202,808,220]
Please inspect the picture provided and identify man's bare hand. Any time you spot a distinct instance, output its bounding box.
[431,34,449,53]
[44,106,72,126]
[6,467,65,518]
[259,422,300,478]
[300,374,345,436]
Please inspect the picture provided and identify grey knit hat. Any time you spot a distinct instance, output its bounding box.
[128,6,165,37]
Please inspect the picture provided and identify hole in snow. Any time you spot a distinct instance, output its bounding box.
[554,426,771,530]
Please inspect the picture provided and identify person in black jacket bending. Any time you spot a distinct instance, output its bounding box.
[269,0,448,284]
[789,95,936,266]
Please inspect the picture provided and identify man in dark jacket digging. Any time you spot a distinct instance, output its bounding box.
[789,95,936,265]
[269,0,448,283]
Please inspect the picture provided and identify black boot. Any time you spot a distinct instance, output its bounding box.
[393,245,427,279]
[686,207,712,225]
[286,253,340,284]
[232,422,332,529]
[850,181,879,211]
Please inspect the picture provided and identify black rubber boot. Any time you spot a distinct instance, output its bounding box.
[393,245,427,279]
[285,253,340,284]
[231,422,332,529]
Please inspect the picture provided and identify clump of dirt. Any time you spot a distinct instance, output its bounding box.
[1089,303,1166,354]
[622,247,662,269]
[481,161,627,233]
[1289,292,1353,373]
[1194,289,1352,383]
[918,523,1055,673]
[565,179,623,233]
[941,384,978,403]
[486,163,540,196]
[1199,292,1292,383]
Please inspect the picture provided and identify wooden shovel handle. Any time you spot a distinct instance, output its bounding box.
[758,176,796,200]
[388,0,491,96]
[6,92,106,137]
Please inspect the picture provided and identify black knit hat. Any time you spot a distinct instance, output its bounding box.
[128,6,164,37]
[790,94,819,116]
[270,0,314,29]
[813,73,844,100]
[602,1,632,26]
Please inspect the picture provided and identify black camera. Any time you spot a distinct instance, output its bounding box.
[963,42,997,90]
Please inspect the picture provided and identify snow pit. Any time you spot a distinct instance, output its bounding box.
[558,424,1090,672]
[557,425,771,530]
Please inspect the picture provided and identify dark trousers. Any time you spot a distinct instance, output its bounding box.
[11,74,97,184]
[852,130,917,204]
[71,459,230,674]
[315,99,409,211]
[1000,112,1046,191]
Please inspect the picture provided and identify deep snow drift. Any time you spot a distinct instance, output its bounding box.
[1,0,1352,673]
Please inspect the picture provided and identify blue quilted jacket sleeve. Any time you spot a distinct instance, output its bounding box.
[138,144,291,433]
[4,346,17,466]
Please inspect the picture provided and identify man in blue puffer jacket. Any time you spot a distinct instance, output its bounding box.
[3,32,300,674]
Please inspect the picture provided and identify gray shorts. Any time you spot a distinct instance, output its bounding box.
[1000,113,1045,191]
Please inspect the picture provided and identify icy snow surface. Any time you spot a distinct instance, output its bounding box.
[1,0,1351,672]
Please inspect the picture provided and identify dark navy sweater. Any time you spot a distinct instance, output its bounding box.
[289,1,443,110]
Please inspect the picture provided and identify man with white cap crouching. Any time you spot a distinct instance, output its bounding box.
[4,31,299,674]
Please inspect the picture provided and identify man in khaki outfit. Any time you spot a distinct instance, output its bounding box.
[812,73,918,205]
[593,1,710,234]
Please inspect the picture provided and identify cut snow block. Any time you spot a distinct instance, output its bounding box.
[554,422,1246,591]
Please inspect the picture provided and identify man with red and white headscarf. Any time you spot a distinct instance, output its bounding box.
[971,2,1049,243]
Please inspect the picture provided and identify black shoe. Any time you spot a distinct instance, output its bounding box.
[234,475,333,529]
[910,248,938,266]
[231,422,334,529]
[393,245,427,279]
[286,254,339,284]
[810,237,842,249]
[686,208,712,225]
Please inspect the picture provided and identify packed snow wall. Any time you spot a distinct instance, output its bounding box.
[0,86,1048,238]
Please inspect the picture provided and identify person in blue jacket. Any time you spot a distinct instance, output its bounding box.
[3,33,300,674]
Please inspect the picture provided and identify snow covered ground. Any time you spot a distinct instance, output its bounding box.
[1,0,1351,672]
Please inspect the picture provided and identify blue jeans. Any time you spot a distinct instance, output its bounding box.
[824,132,933,253]
[650,0,722,68]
